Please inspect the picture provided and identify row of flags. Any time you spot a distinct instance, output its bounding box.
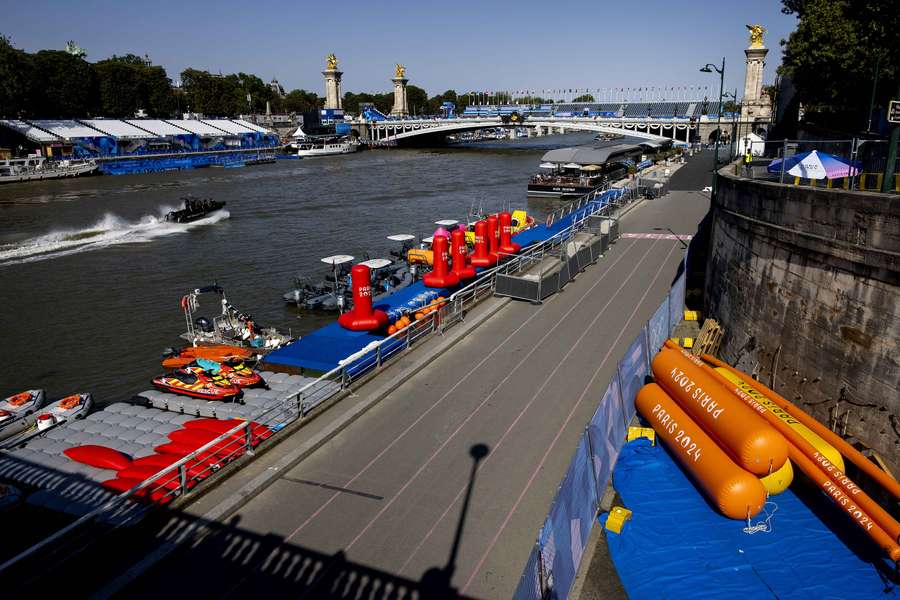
[469,86,712,96]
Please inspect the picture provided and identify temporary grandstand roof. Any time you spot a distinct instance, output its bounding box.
[201,119,257,135]
[125,120,189,136]
[81,119,159,139]
[166,119,230,136]
[541,143,642,166]
[233,119,269,133]
[30,120,105,140]
[0,119,60,142]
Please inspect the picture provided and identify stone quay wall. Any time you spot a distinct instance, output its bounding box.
[705,171,900,469]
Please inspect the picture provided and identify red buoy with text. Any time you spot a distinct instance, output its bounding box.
[338,264,389,331]
[423,234,460,288]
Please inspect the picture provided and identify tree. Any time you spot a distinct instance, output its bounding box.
[572,94,595,103]
[283,89,320,114]
[30,50,98,117]
[0,35,32,117]
[406,85,428,115]
[779,0,899,129]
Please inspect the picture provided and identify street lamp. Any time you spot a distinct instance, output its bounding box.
[700,57,726,197]
[722,89,738,160]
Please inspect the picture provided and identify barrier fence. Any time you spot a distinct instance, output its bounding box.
[513,260,687,600]
[1,184,639,576]
[734,138,898,193]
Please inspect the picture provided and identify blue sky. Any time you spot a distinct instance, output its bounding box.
[6,0,797,99]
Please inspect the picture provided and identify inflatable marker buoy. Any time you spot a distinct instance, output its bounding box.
[423,235,460,288]
[486,214,500,261]
[450,228,477,280]
[497,211,521,255]
[636,383,766,519]
[652,347,788,476]
[338,264,389,331]
[469,220,496,267]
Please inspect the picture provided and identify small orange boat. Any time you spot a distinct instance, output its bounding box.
[162,344,254,370]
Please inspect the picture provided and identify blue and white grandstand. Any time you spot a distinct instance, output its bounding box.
[458,101,729,120]
[0,117,280,175]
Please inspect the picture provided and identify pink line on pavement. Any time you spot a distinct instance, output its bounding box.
[460,242,678,595]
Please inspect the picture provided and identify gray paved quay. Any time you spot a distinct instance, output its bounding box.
[111,190,710,597]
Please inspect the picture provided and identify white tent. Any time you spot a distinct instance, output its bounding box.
[737,133,765,157]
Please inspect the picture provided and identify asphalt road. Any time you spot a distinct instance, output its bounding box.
[123,186,710,599]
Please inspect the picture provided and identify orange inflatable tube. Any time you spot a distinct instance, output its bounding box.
[677,348,900,546]
[789,445,900,562]
[702,353,900,502]
[652,348,788,476]
[636,383,766,519]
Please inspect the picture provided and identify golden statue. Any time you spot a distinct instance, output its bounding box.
[746,24,766,48]
[395,63,406,79]
[326,53,338,70]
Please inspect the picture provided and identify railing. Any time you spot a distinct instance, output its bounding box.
[0,185,638,576]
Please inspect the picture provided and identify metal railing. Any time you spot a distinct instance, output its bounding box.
[0,185,638,575]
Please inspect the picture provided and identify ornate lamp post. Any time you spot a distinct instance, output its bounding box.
[700,57,726,196]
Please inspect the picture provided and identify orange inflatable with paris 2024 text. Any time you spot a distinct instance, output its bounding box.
[635,383,766,519]
[652,347,788,476]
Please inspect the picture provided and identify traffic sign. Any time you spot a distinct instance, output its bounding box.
[889,100,900,124]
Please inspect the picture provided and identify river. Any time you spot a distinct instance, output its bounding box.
[0,133,603,404]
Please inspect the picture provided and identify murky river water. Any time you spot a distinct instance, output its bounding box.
[0,133,601,404]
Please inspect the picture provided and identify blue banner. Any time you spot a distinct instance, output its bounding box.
[647,297,670,357]
[668,270,686,336]
[512,543,543,600]
[538,435,597,600]
[617,330,649,423]
[588,378,626,496]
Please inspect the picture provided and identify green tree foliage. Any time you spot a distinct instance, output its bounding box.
[30,50,99,118]
[180,69,280,116]
[572,94,595,103]
[282,89,321,114]
[342,91,393,115]
[405,85,428,115]
[94,55,175,117]
[780,0,899,126]
[0,35,31,117]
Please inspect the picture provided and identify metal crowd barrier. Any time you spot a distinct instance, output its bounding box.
[0,186,639,576]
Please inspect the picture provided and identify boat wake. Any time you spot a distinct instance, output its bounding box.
[0,206,230,266]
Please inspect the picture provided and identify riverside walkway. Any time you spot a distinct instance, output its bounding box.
[102,169,711,598]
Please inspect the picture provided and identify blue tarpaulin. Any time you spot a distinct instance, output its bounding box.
[603,439,897,600]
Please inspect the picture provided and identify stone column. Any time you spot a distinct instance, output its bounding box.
[323,68,343,110]
[391,76,409,117]
[741,46,768,121]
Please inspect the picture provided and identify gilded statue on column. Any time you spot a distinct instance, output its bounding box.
[326,53,338,70]
[746,24,766,49]
[395,63,406,79]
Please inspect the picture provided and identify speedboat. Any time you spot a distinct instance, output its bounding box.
[180,285,292,350]
[283,255,354,311]
[152,367,242,400]
[165,197,226,224]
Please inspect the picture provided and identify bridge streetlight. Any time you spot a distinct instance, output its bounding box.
[700,57,725,197]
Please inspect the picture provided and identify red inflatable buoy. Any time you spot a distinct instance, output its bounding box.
[450,229,476,280]
[469,220,496,267]
[338,264,389,331]
[498,211,521,255]
[424,234,460,288]
[486,214,500,261]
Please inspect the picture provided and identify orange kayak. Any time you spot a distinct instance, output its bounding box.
[162,344,254,370]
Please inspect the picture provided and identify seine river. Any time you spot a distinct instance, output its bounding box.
[0,133,600,404]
